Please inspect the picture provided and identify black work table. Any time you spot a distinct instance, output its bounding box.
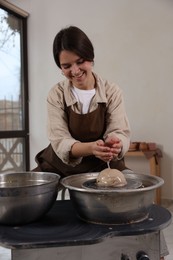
[0,200,171,250]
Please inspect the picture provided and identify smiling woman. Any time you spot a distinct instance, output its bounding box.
[33,26,131,176]
[0,4,30,172]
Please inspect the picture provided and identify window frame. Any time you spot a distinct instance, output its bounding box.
[0,4,30,171]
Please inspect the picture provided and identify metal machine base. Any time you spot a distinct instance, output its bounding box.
[12,233,160,260]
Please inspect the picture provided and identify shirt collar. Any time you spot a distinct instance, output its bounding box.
[63,72,107,107]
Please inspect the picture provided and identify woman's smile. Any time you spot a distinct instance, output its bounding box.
[72,70,84,79]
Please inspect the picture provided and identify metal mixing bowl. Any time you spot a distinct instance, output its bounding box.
[61,172,164,225]
[0,172,60,225]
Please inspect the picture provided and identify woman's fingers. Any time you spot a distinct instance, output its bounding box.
[93,138,122,162]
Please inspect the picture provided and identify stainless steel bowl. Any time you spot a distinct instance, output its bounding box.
[0,172,60,225]
[61,172,164,225]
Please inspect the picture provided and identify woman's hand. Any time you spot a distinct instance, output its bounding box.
[92,139,114,162]
[104,134,122,159]
[70,140,113,161]
[70,135,122,162]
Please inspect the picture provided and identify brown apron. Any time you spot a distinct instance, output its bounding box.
[33,104,126,176]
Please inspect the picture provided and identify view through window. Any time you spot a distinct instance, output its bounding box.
[0,5,29,172]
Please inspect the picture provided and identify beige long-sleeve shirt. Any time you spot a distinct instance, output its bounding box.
[47,73,131,166]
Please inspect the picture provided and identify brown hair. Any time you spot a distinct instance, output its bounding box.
[53,26,94,68]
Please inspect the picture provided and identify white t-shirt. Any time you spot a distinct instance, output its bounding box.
[71,86,96,114]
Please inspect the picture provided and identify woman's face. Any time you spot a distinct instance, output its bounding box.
[59,50,94,89]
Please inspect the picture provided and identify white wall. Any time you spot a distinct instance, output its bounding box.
[7,0,173,200]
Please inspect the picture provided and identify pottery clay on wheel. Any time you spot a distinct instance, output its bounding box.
[96,168,127,187]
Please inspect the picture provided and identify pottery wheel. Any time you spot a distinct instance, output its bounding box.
[82,178,142,190]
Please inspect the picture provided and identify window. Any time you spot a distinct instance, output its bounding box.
[0,3,29,172]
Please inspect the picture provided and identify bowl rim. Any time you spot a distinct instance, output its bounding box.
[0,171,60,189]
[61,172,164,193]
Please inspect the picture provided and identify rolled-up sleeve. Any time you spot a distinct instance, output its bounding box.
[47,84,82,166]
[103,82,131,157]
